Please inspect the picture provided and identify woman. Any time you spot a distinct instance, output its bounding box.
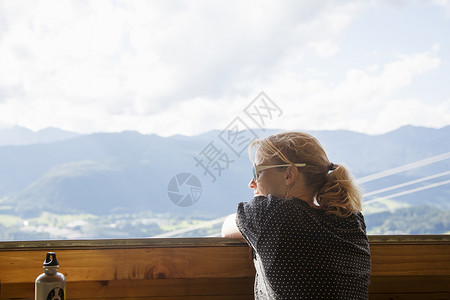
[222,132,371,299]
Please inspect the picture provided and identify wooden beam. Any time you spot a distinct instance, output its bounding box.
[0,236,449,299]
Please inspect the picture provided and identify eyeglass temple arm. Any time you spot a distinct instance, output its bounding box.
[257,163,306,171]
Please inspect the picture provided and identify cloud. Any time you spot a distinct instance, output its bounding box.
[0,3,363,90]
[265,45,443,134]
[374,98,450,132]
[433,0,450,17]
[0,0,448,135]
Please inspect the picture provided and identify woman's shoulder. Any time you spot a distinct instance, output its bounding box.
[262,195,317,219]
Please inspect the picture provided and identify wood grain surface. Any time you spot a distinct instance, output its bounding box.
[0,236,449,299]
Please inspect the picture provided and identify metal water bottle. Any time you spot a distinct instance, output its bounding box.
[35,252,66,300]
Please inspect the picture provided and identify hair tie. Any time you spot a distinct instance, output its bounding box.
[328,163,336,171]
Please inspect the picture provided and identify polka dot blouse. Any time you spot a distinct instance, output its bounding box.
[236,195,371,300]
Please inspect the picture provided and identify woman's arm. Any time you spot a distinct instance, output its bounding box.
[221,213,244,240]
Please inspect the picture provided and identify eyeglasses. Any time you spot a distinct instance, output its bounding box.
[252,163,306,180]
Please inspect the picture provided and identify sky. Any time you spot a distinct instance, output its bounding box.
[0,0,449,137]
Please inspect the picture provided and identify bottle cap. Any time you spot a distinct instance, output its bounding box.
[43,252,59,267]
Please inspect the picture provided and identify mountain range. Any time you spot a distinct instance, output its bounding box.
[0,126,80,146]
[0,125,449,235]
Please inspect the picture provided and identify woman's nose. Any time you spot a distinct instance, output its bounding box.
[248,178,257,189]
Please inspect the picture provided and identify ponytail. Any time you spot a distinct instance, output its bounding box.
[316,164,362,217]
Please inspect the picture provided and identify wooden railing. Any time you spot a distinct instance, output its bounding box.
[0,235,449,299]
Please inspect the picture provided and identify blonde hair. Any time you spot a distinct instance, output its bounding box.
[249,132,362,217]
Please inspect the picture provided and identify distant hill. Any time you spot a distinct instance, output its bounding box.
[365,205,450,234]
[0,126,81,146]
[0,125,449,227]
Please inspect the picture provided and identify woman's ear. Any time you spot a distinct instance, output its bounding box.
[284,165,298,185]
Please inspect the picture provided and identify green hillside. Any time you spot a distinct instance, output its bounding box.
[365,205,450,235]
